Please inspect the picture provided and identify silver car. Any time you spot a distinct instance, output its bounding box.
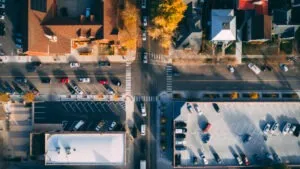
[282,122,291,135]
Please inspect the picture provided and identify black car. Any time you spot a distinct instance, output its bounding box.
[294,124,300,137]
[111,78,121,86]
[175,145,186,151]
[4,82,15,94]
[213,153,222,164]
[192,156,198,165]
[175,121,187,128]
[11,82,24,94]
[175,154,181,166]
[243,134,252,143]
[175,134,186,139]
[41,77,51,84]
[98,61,111,67]
[0,22,5,36]
[212,103,220,113]
[203,134,211,144]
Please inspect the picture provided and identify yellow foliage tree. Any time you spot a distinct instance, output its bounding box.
[149,0,187,48]
[250,92,259,100]
[231,92,239,100]
[0,93,10,102]
[23,92,35,103]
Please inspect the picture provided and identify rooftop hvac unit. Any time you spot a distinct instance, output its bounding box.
[44,34,57,42]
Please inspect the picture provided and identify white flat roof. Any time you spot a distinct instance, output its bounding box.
[45,133,125,165]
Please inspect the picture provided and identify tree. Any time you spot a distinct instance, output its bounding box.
[0,93,10,102]
[160,116,167,124]
[160,128,166,136]
[148,0,187,49]
[230,92,239,100]
[23,92,35,103]
[250,92,259,100]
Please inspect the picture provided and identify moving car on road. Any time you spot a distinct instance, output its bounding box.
[248,63,261,74]
[143,52,148,64]
[142,30,147,41]
[143,16,147,27]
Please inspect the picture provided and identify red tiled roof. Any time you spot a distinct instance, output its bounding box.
[238,0,268,15]
[27,0,115,56]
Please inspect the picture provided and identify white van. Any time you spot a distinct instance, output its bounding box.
[175,140,186,145]
[248,63,261,74]
[73,120,85,131]
[140,160,146,169]
[175,128,187,134]
[141,124,146,136]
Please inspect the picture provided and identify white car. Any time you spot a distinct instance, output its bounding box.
[95,121,105,131]
[143,16,147,27]
[193,104,203,115]
[141,103,146,117]
[142,31,147,41]
[108,121,117,131]
[270,122,279,134]
[228,65,235,73]
[282,122,291,135]
[248,63,261,74]
[235,156,243,165]
[70,62,80,68]
[78,78,90,83]
[263,123,271,134]
[70,83,83,95]
[280,63,288,72]
[200,153,208,165]
[175,140,186,145]
[141,124,146,136]
[143,52,148,64]
[289,125,296,134]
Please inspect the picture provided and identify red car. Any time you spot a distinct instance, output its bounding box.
[203,123,212,133]
[60,77,69,84]
[98,79,108,85]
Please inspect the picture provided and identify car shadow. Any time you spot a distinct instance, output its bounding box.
[37,70,50,81]
[52,69,67,80]
[74,69,88,81]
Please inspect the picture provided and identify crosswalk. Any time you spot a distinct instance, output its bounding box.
[166,64,173,93]
[125,62,132,95]
[138,52,166,63]
[134,95,158,102]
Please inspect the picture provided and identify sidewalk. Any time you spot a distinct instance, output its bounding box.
[0,51,136,63]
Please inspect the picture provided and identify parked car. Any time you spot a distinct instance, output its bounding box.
[243,134,252,143]
[241,154,250,166]
[60,77,69,84]
[70,62,80,68]
[78,77,90,83]
[3,82,15,94]
[111,78,121,86]
[213,153,222,164]
[186,103,193,113]
[212,103,220,113]
[108,121,117,131]
[282,122,291,135]
[143,16,147,27]
[192,156,198,165]
[273,153,281,163]
[280,63,288,72]
[0,10,5,20]
[175,133,186,139]
[175,128,187,134]
[261,64,273,71]
[41,77,51,84]
[175,140,186,145]
[70,81,83,95]
[175,154,181,166]
[200,153,208,165]
[98,79,109,85]
[194,104,203,115]
[270,122,279,134]
[175,145,186,151]
[203,134,211,144]
[73,120,85,131]
[95,121,105,131]
[175,121,187,128]
[11,82,24,94]
[294,124,300,137]
[235,155,243,165]
[203,122,212,133]
[143,52,148,64]
[228,65,235,73]
[105,85,115,94]
[263,123,271,134]
[98,61,111,67]
[141,102,146,117]
[289,125,296,134]
[141,124,146,136]
[248,63,261,74]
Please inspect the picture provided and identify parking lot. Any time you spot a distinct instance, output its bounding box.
[173,102,300,167]
[34,101,126,131]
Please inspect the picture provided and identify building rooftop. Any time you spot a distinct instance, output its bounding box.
[238,0,268,15]
[250,15,272,40]
[211,9,236,41]
[27,0,118,56]
[45,133,125,165]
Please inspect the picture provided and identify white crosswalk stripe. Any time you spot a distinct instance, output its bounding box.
[134,96,158,102]
[166,64,173,93]
[125,62,132,95]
